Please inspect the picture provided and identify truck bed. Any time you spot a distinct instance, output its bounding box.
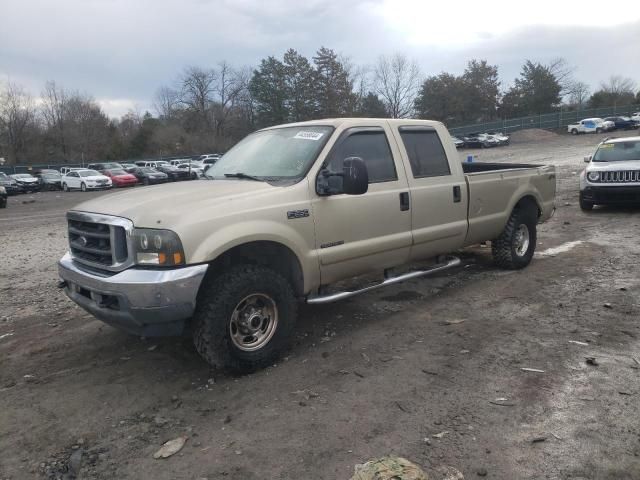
[462,161,556,245]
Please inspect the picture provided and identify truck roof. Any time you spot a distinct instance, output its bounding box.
[260,118,444,131]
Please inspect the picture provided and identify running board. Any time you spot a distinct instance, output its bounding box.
[306,256,461,305]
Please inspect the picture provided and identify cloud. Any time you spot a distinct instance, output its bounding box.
[1,0,638,118]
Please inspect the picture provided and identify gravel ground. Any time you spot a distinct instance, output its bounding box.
[1,130,639,479]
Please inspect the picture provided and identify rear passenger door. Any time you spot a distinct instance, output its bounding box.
[391,126,468,261]
[311,126,412,285]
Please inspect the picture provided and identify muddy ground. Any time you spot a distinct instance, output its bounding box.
[1,130,639,479]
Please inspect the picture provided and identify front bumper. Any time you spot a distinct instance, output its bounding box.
[582,186,640,205]
[86,183,111,189]
[58,253,208,336]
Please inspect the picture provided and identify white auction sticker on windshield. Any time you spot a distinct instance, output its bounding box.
[294,131,324,141]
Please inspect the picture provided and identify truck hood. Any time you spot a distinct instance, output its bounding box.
[587,160,640,171]
[71,179,280,227]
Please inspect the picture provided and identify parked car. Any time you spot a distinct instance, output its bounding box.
[0,186,7,208]
[177,162,205,179]
[128,166,169,185]
[58,118,556,372]
[60,167,83,175]
[0,172,22,195]
[603,116,639,130]
[102,168,138,188]
[120,163,137,170]
[463,133,499,148]
[34,169,62,190]
[87,162,123,173]
[580,136,640,210]
[567,118,612,134]
[149,161,191,181]
[487,131,510,146]
[10,173,40,192]
[62,169,112,192]
[631,112,640,122]
[451,136,465,148]
[169,158,193,166]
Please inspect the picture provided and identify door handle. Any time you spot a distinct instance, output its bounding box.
[453,185,461,203]
[399,192,410,211]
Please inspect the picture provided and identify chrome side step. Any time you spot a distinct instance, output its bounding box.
[306,256,461,305]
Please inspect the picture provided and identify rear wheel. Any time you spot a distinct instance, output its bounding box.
[81,182,87,192]
[0,197,6,208]
[192,264,297,372]
[143,178,150,186]
[596,127,602,134]
[492,204,538,269]
[579,192,594,211]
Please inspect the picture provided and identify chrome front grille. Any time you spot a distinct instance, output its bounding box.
[67,211,134,272]
[598,170,640,183]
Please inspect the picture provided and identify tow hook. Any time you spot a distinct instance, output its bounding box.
[57,280,68,289]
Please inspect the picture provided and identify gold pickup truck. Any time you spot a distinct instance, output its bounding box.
[58,118,556,371]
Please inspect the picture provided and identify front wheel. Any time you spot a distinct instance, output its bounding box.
[81,182,87,192]
[596,128,602,134]
[192,264,297,372]
[579,192,594,211]
[0,197,6,208]
[62,183,69,192]
[492,205,538,269]
[571,129,578,135]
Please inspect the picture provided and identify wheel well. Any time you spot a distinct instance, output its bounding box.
[514,195,541,218]
[206,241,305,296]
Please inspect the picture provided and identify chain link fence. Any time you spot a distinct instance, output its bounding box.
[448,104,640,136]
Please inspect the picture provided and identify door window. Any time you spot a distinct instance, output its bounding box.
[399,128,451,178]
[327,129,397,184]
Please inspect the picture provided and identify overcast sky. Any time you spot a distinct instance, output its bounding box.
[2,0,639,117]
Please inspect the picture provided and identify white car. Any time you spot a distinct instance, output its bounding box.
[486,132,510,146]
[177,162,205,179]
[580,136,640,210]
[568,118,613,135]
[631,112,640,122]
[169,158,193,166]
[62,169,112,192]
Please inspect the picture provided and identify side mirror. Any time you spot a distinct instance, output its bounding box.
[584,155,592,163]
[342,157,368,195]
[316,157,369,196]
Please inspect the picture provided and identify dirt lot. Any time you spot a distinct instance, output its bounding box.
[1,130,640,480]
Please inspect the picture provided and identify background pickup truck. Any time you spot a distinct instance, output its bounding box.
[58,119,556,371]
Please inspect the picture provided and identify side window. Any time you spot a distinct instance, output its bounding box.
[399,128,451,178]
[327,130,397,183]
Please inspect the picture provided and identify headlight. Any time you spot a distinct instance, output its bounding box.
[587,171,600,182]
[0,186,6,194]
[132,228,185,266]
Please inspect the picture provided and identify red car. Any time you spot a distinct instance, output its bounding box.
[103,168,138,188]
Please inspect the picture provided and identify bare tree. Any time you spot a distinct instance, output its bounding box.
[567,81,590,109]
[212,61,246,136]
[41,80,70,158]
[547,57,576,96]
[179,66,217,130]
[600,75,637,96]
[0,81,36,164]
[374,53,422,118]
[153,86,179,119]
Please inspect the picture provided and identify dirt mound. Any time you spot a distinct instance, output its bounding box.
[510,128,559,142]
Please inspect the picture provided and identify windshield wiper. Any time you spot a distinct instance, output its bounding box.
[224,173,264,182]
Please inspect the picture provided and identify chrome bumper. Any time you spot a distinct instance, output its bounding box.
[58,253,208,336]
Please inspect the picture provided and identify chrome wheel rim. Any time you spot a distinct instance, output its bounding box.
[514,224,530,256]
[229,293,278,351]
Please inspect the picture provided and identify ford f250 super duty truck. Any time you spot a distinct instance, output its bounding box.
[58,119,556,371]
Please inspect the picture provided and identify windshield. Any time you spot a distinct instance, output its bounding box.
[108,169,127,175]
[594,141,640,162]
[79,170,101,177]
[205,126,333,181]
[43,173,61,178]
[141,167,156,173]
[156,161,170,166]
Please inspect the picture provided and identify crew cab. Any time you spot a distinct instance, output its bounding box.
[580,136,640,210]
[58,119,556,372]
[568,118,613,134]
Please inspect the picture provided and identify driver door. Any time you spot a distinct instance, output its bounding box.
[311,125,412,286]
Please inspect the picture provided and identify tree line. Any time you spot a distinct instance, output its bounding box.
[1,47,639,165]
